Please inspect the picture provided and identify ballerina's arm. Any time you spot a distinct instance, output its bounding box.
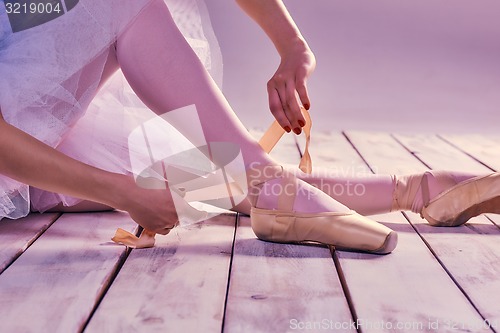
[0,112,175,234]
[235,0,316,134]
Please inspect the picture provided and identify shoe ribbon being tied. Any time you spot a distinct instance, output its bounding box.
[111,161,243,248]
[258,107,313,174]
[112,228,157,249]
[112,107,313,248]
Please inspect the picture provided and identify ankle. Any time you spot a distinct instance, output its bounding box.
[391,174,425,213]
[392,171,477,214]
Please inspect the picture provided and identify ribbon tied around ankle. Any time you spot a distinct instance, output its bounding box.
[258,107,312,174]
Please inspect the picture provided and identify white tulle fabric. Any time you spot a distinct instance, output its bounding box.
[0,0,223,219]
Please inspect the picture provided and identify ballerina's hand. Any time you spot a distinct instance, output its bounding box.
[267,45,316,135]
[122,180,179,235]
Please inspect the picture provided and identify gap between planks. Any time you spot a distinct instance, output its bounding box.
[0,212,60,274]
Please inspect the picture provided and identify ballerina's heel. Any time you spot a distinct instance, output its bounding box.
[421,172,500,227]
[249,165,398,254]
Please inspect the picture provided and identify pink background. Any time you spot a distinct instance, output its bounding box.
[206,0,500,133]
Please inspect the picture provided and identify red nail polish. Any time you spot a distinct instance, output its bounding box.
[304,103,310,110]
[293,127,301,135]
[298,120,305,127]
[284,126,291,133]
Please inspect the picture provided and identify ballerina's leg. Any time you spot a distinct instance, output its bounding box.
[114,0,351,216]
[298,171,395,215]
[300,170,479,216]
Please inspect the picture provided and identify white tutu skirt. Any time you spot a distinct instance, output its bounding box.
[0,0,223,220]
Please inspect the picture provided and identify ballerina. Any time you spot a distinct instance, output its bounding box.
[0,0,498,255]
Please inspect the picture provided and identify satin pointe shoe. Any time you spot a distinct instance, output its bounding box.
[421,172,500,226]
[393,171,500,226]
[248,165,398,254]
[254,107,397,254]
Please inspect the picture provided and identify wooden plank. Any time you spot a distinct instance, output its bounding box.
[86,214,236,333]
[440,134,500,171]
[345,131,429,174]
[0,213,59,273]
[404,210,500,329]
[485,214,500,229]
[394,133,500,326]
[393,133,495,173]
[340,212,494,332]
[0,211,137,333]
[311,131,491,332]
[224,216,355,333]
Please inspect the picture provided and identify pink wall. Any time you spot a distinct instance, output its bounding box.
[206,0,500,133]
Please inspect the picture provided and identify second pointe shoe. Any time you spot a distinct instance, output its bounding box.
[393,170,500,226]
[249,165,398,254]
[421,172,500,226]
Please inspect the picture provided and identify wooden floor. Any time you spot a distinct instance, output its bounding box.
[1,131,500,333]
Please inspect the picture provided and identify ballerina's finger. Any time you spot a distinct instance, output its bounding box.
[267,81,292,133]
[284,78,306,134]
[295,66,311,112]
[111,228,157,248]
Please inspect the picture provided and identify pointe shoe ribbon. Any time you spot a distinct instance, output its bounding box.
[258,107,312,174]
[111,228,157,249]
[111,183,210,249]
[111,144,245,248]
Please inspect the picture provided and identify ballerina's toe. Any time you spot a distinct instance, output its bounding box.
[421,172,500,227]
